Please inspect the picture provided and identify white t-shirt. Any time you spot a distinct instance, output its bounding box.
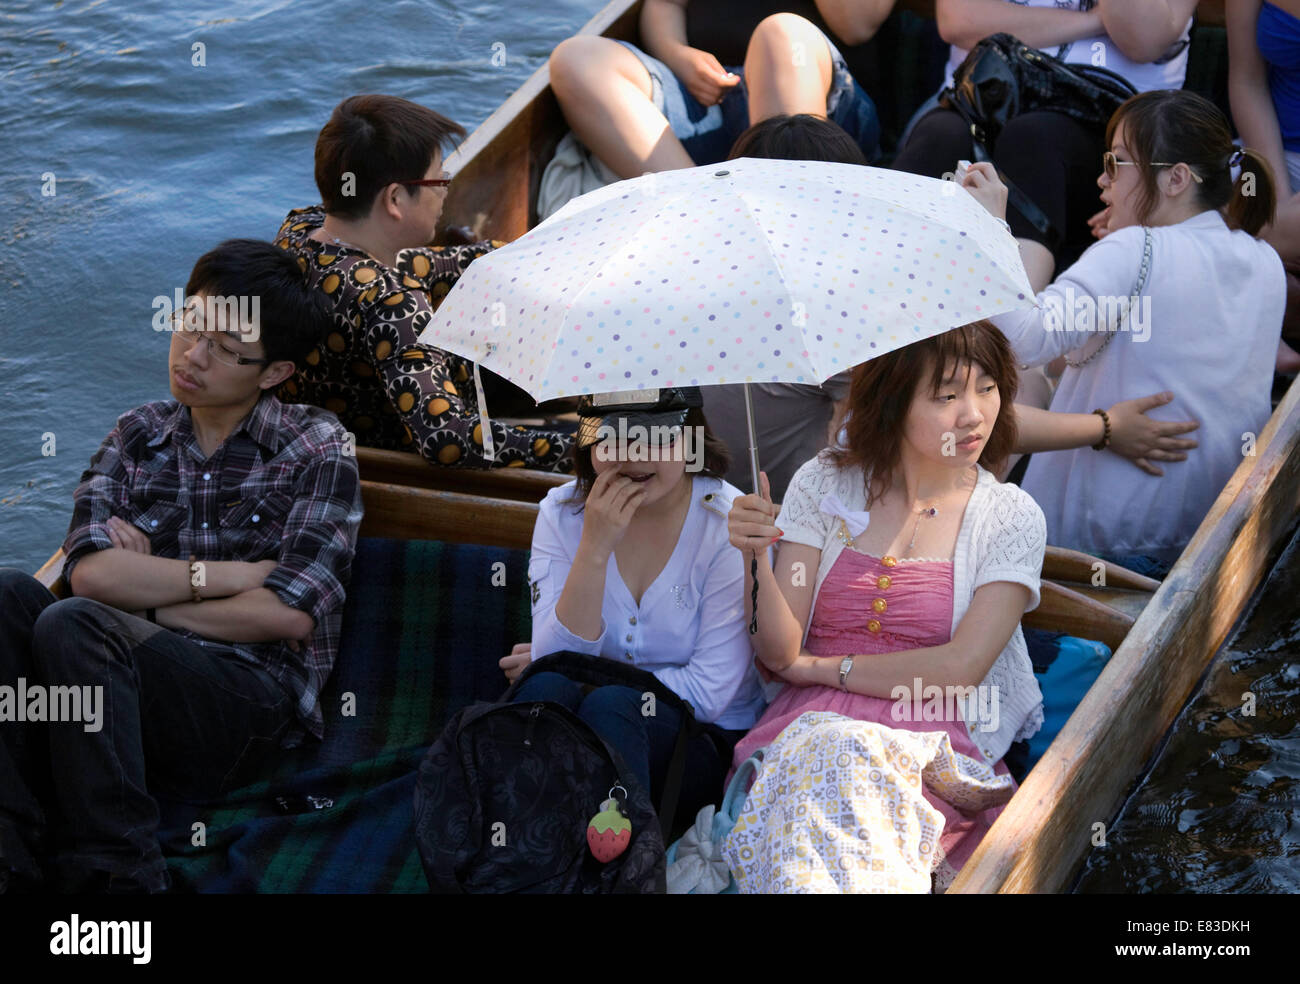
[529,475,766,730]
[944,0,1193,94]
[990,210,1284,561]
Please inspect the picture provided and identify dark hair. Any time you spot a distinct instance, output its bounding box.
[830,320,1019,507]
[727,113,868,165]
[568,407,731,506]
[315,94,466,219]
[1107,89,1276,235]
[185,239,333,369]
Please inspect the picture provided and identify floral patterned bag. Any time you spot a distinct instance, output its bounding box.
[722,712,1015,893]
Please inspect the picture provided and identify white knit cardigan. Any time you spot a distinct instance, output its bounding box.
[775,455,1046,764]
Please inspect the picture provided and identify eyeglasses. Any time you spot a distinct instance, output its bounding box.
[170,311,269,367]
[401,171,453,189]
[1103,151,1203,184]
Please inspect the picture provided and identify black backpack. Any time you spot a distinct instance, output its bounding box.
[413,652,719,893]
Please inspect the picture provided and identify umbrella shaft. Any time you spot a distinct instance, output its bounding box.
[742,383,762,495]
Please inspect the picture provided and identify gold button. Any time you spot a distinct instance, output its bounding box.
[703,493,713,501]
[867,619,881,633]
[629,616,637,625]
[882,556,897,568]
[624,652,632,661]
[876,575,891,590]
[872,598,887,613]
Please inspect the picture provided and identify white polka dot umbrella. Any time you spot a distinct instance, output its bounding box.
[417,157,1034,482]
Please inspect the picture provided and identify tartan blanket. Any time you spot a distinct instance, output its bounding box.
[156,538,530,893]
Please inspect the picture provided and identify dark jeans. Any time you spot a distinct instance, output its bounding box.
[513,671,739,826]
[0,568,295,891]
[893,106,1105,266]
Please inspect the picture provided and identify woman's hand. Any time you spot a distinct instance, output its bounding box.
[668,46,740,106]
[1087,205,1111,240]
[578,468,648,558]
[1107,391,1200,476]
[500,642,531,684]
[961,161,1008,222]
[727,470,782,554]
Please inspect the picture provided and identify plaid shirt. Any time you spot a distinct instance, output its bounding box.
[62,396,363,744]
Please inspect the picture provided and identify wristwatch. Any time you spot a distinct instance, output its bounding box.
[838,656,854,691]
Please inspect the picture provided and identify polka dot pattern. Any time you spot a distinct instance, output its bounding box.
[419,159,1035,400]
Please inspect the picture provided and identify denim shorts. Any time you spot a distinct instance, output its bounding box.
[617,33,881,165]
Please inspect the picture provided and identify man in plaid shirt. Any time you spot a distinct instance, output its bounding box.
[0,240,362,893]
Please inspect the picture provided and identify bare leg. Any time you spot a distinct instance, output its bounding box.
[742,13,833,125]
[1017,237,1055,294]
[549,36,695,177]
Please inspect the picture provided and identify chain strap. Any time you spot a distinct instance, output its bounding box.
[1064,226,1153,369]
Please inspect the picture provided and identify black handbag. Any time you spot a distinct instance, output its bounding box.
[938,32,1137,250]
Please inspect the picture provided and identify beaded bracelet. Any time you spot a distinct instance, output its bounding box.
[1091,408,1111,450]
[189,554,203,603]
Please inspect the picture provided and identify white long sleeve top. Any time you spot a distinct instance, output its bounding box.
[528,476,767,730]
[991,210,1284,562]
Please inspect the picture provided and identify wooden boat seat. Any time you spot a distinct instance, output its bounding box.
[356,446,568,502]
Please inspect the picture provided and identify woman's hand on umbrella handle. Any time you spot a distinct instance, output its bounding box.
[961,162,1008,222]
[579,467,647,556]
[728,471,782,553]
[1106,391,1200,477]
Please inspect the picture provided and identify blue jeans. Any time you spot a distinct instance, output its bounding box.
[617,33,882,165]
[0,569,295,891]
[512,670,734,822]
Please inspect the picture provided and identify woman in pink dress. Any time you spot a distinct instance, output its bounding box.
[727,319,1047,890]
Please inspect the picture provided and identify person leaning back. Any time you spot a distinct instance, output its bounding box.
[0,239,362,893]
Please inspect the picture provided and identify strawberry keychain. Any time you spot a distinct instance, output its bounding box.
[586,784,632,862]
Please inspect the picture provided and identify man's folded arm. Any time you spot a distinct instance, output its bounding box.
[61,424,264,608]
[155,587,315,642]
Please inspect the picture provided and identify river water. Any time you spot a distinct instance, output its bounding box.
[1075,521,1300,893]
[0,0,600,572]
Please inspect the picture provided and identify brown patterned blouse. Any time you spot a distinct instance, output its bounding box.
[274,205,573,471]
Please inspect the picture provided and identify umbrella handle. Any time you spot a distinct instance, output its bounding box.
[749,553,760,635]
[742,383,762,635]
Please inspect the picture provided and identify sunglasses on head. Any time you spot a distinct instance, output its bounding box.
[1103,151,1203,184]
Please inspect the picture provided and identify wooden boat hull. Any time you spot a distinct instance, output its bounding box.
[951,373,1300,892]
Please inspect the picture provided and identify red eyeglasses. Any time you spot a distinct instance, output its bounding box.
[401,171,453,189]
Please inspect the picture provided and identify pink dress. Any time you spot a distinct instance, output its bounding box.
[731,548,1016,886]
